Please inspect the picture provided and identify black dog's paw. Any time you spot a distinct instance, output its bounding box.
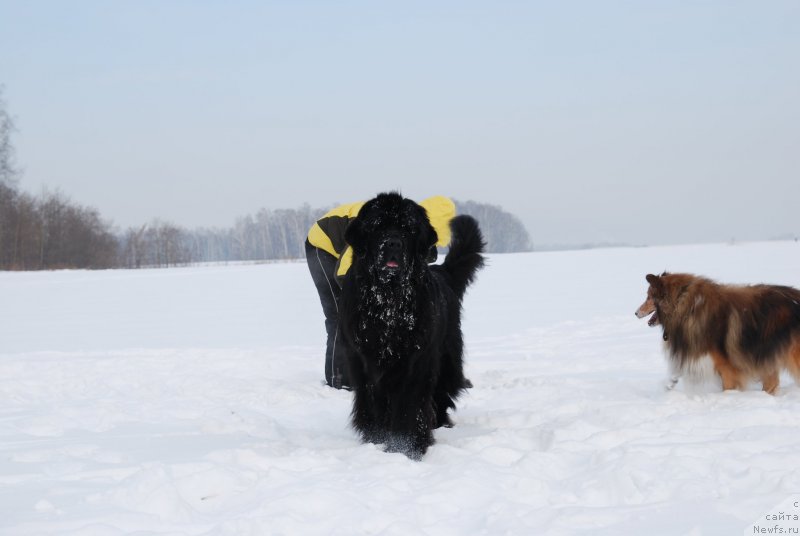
[360,428,387,446]
[384,435,426,461]
[463,378,474,389]
[435,413,454,429]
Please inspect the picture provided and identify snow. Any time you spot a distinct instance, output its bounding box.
[2,241,800,535]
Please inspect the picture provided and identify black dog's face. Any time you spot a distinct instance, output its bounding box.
[345,193,438,279]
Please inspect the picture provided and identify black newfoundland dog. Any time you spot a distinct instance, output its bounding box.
[339,192,485,459]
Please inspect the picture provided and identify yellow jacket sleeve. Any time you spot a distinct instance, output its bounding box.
[307,201,366,258]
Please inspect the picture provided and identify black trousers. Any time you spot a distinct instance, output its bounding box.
[305,239,349,389]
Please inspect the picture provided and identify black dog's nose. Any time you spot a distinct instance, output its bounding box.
[386,237,403,251]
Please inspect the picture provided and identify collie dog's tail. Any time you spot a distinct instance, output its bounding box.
[442,215,486,298]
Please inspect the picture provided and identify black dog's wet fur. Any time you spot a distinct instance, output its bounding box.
[340,192,485,459]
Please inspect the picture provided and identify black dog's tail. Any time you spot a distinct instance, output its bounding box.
[442,215,486,298]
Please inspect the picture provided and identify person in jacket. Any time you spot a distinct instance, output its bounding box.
[305,195,456,389]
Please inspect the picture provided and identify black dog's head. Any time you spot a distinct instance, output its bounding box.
[345,192,438,281]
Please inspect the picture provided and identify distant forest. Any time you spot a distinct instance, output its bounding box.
[0,89,531,271]
[1,187,532,271]
[117,200,531,269]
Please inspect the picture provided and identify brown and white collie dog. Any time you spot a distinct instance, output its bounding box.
[636,272,800,394]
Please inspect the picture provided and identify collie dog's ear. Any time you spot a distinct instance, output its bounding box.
[646,273,665,294]
[345,218,367,258]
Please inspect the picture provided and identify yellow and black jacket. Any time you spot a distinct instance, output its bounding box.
[307,196,456,280]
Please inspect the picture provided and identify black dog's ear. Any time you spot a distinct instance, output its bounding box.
[417,217,438,257]
[399,198,438,257]
[345,218,367,257]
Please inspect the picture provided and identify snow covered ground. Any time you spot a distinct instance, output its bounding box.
[2,241,800,535]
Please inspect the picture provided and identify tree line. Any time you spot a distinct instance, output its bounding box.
[118,200,531,268]
[1,88,532,271]
[0,186,119,270]
[1,192,532,271]
[117,206,326,268]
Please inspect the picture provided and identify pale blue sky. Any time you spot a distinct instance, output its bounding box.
[1,1,798,246]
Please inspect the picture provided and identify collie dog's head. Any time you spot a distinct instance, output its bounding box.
[636,273,666,326]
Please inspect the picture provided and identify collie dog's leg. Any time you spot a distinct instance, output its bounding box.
[665,375,680,391]
[665,358,681,391]
[761,371,780,395]
[710,351,744,391]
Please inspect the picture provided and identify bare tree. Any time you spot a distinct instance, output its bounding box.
[132,220,193,268]
[0,86,20,267]
[0,85,19,187]
[0,182,18,266]
[120,224,148,268]
[11,192,39,269]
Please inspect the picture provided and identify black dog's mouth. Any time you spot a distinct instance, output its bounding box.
[383,254,401,270]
